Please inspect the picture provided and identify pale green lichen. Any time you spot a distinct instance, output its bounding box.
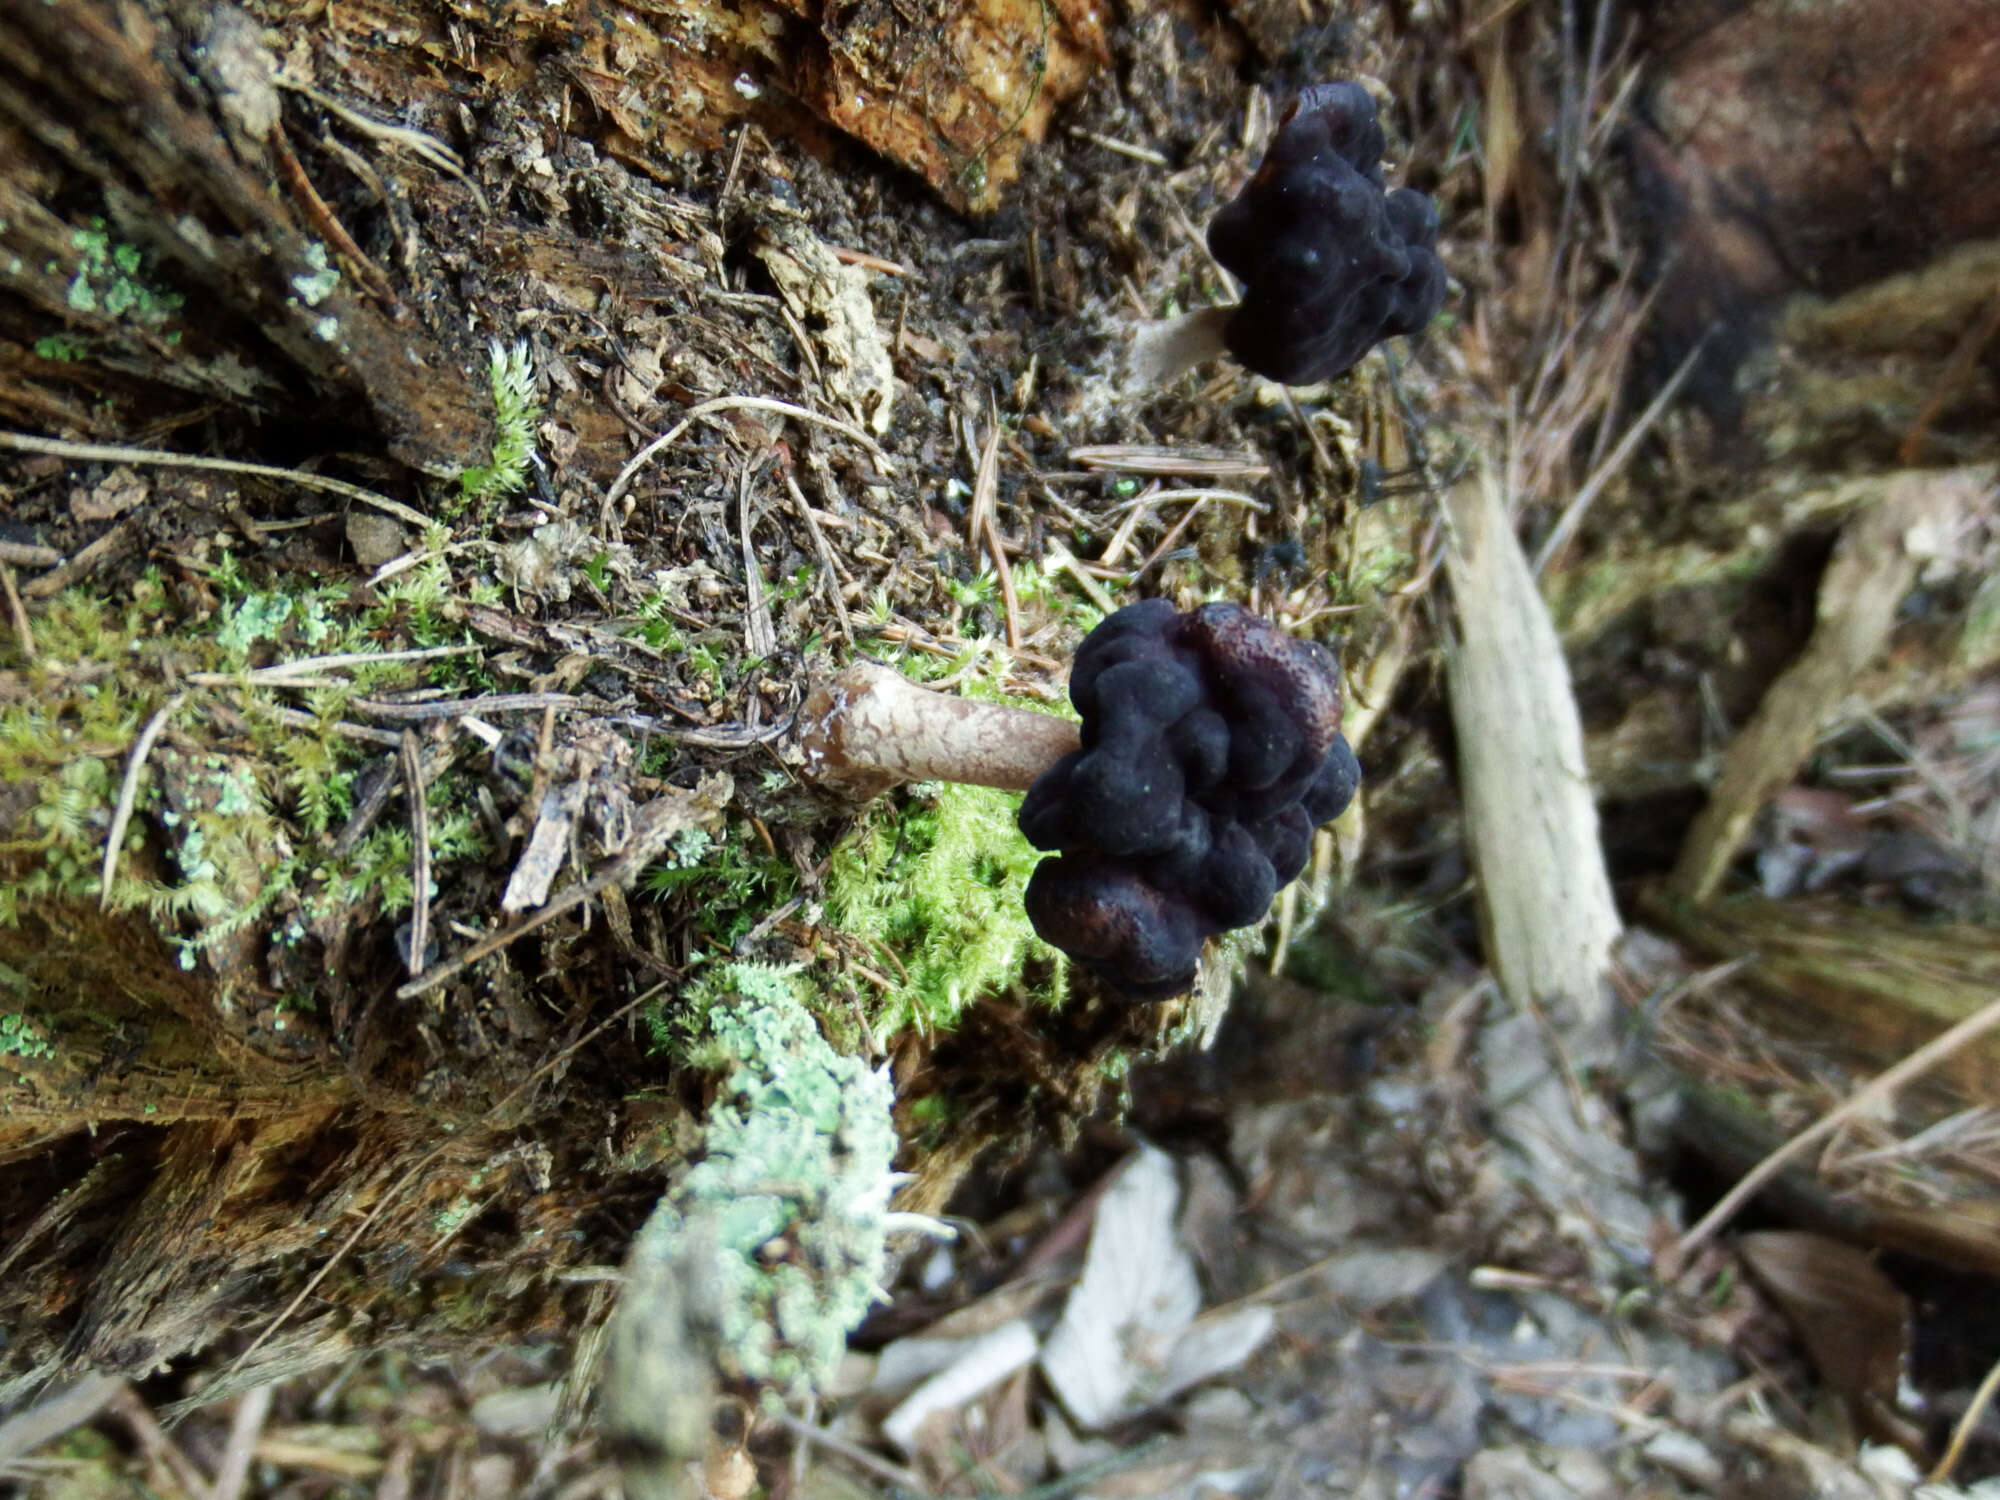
[290,241,341,306]
[66,220,183,328]
[0,1011,55,1061]
[33,334,86,362]
[625,962,935,1397]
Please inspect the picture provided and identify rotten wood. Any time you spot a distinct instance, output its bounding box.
[1635,0,2000,413]
[252,0,1110,215]
[0,1,492,471]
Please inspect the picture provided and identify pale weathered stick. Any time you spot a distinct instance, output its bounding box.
[1444,465,1622,1039]
[1442,465,1647,1279]
[1669,470,1979,905]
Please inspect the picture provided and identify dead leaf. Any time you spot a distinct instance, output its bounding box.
[71,464,149,522]
[1737,1229,1922,1456]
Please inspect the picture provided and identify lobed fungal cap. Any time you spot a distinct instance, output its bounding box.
[1207,80,1446,385]
[1019,601,1361,998]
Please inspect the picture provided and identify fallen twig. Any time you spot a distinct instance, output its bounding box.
[1672,990,2000,1266]
[1669,471,1977,904]
[101,692,189,910]
[0,429,434,531]
[209,1382,275,1500]
[603,395,890,513]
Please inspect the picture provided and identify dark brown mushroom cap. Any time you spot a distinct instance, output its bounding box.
[1020,601,1362,998]
[1206,80,1446,385]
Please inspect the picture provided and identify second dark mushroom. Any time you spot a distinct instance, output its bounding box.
[1207,80,1447,385]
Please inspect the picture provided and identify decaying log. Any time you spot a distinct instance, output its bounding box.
[1634,0,2000,413]
[1,0,1112,473]
[243,0,1111,214]
[0,896,668,1409]
[0,1,493,470]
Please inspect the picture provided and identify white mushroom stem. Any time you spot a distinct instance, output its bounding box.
[797,660,1080,796]
[1122,305,1234,391]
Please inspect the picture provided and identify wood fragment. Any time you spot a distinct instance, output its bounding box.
[1668,471,1979,904]
[20,519,138,600]
[797,661,1079,797]
[398,776,732,1000]
[0,540,60,569]
[1443,466,1620,1038]
[0,1374,122,1466]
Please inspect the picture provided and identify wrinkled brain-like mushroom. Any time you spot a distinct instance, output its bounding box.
[1017,601,1361,999]
[1207,80,1446,385]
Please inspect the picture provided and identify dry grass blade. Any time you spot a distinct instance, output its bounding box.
[280,79,483,208]
[0,561,32,660]
[0,430,434,530]
[1672,991,2000,1265]
[400,730,431,979]
[1104,486,1268,515]
[1068,444,1269,480]
[969,412,1021,649]
[1932,1349,2000,1483]
[1533,326,1708,575]
[100,692,188,911]
[737,461,777,662]
[108,1382,210,1496]
[782,471,854,643]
